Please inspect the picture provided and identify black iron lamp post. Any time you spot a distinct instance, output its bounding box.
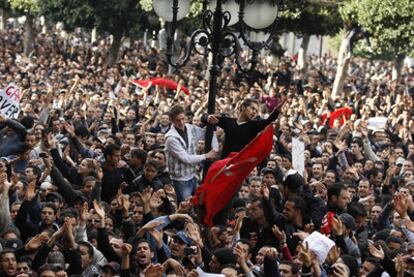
[152,0,285,163]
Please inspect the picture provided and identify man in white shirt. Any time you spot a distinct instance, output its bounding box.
[165,105,218,202]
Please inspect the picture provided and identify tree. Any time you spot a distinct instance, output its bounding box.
[0,0,11,29]
[332,0,414,98]
[348,0,414,80]
[39,0,150,66]
[279,0,342,70]
[8,0,41,55]
[38,0,95,32]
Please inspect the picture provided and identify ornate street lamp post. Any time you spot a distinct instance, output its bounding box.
[153,0,284,166]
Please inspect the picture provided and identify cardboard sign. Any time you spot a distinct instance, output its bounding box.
[292,137,305,176]
[0,83,21,119]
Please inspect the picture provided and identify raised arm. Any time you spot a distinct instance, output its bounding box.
[50,166,78,207]
[3,117,27,140]
[0,174,12,235]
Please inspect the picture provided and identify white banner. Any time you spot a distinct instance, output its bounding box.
[292,137,305,176]
[0,83,21,119]
[367,117,387,130]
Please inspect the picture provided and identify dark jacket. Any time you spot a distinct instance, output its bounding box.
[0,119,27,156]
[101,165,128,203]
[50,148,83,187]
[125,175,163,194]
[157,166,172,186]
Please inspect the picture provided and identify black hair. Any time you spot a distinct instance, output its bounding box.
[130,149,147,161]
[250,197,264,209]
[41,127,54,137]
[17,143,31,155]
[231,197,246,209]
[236,239,252,253]
[103,144,121,160]
[328,182,346,201]
[144,159,159,170]
[26,165,41,180]
[280,260,299,274]
[136,238,152,251]
[0,248,16,261]
[17,256,32,267]
[386,236,403,245]
[239,99,259,111]
[364,257,380,265]
[286,196,306,216]
[75,125,90,138]
[213,248,237,266]
[326,169,337,178]
[42,203,58,215]
[60,208,79,219]
[347,202,367,218]
[20,116,34,129]
[83,176,97,185]
[351,138,363,148]
[169,105,185,120]
[283,172,304,193]
[366,168,381,179]
[78,241,94,258]
[38,264,56,274]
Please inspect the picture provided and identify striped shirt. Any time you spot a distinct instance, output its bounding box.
[165,124,218,181]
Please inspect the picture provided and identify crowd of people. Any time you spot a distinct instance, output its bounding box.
[0,19,413,277]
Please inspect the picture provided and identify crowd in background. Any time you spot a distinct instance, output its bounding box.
[0,21,413,277]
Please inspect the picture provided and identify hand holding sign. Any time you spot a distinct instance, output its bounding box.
[0,83,21,119]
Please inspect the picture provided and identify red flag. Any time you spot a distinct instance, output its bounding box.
[193,125,274,227]
[321,107,352,128]
[132,78,190,95]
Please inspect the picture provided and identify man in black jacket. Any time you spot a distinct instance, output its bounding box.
[0,116,27,157]
[203,98,285,225]
[204,98,285,159]
[101,144,128,203]
[126,160,163,194]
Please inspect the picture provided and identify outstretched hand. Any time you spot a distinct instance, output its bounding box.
[297,242,312,267]
[207,115,219,125]
[93,200,106,220]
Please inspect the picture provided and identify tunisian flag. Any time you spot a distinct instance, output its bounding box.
[193,125,274,227]
[321,107,353,128]
[132,78,190,95]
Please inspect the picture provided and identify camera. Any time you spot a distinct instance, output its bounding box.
[184,247,196,256]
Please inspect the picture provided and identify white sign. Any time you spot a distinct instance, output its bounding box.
[292,137,305,176]
[196,268,225,277]
[367,117,387,130]
[0,83,21,119]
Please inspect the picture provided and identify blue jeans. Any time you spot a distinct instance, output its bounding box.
[173,178,198,203]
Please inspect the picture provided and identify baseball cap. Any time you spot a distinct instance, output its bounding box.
[173,231,192,245]
[40,182,53,191]
[261,167,276,177]
[46,192,63,203]
[339,213,357,231]
[396,157,405,166]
